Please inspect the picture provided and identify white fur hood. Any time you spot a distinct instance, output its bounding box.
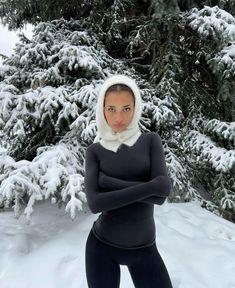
[95,74,143,153]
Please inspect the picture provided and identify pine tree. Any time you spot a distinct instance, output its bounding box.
[0,19,178,220]
[0,1,234,222]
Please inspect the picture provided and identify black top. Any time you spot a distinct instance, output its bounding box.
[84,132,172,249]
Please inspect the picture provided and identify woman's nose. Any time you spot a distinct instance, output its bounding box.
[114,113,124,122]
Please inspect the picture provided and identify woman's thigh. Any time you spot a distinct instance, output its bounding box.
[85,230,121,288]
[127,243,173,288]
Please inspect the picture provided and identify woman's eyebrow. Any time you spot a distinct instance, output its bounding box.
[106,104,131,107]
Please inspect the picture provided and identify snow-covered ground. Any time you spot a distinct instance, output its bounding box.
[0,200,235,288]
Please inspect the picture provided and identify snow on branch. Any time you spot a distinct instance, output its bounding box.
[0,142,86,220]
[184,130,235,172]
[188,5,235,44]
[204,119,235,143]
[208,43,235,79]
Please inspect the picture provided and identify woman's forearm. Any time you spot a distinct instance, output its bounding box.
[99,172,167,205]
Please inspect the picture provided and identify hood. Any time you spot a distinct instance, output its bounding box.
[95,74,143,153]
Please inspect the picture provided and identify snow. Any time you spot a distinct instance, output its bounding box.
[188,6,235,42]
[185,129,235,172]
[209,44,235,78]
[0,200,235,288]
[187,6,235,83]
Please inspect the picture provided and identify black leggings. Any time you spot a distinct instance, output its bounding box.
[85,229,173,288]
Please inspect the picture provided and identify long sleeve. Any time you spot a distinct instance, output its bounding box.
[144,132,172,203]
[97,132,171,205]
[84,146,156,214]
[98,172,166,205]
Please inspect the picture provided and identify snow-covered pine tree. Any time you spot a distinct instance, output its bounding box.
[0,1,234,222]
[0,18,180,220]
[122,3,235,221]
[182,6,235,221]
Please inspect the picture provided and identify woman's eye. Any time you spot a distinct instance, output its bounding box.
[107,108,131,112]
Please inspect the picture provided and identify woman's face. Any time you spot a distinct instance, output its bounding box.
[103,90,135,133]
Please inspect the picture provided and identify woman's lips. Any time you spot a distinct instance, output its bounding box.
[114,124,124,128]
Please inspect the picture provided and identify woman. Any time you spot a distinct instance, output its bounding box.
[84,74,173,288]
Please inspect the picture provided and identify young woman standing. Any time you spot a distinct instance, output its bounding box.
[84,74,173,288]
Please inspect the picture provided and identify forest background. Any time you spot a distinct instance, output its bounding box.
[0,0,234,223]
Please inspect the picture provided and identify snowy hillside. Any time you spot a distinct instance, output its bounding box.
[0,200,235,288]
